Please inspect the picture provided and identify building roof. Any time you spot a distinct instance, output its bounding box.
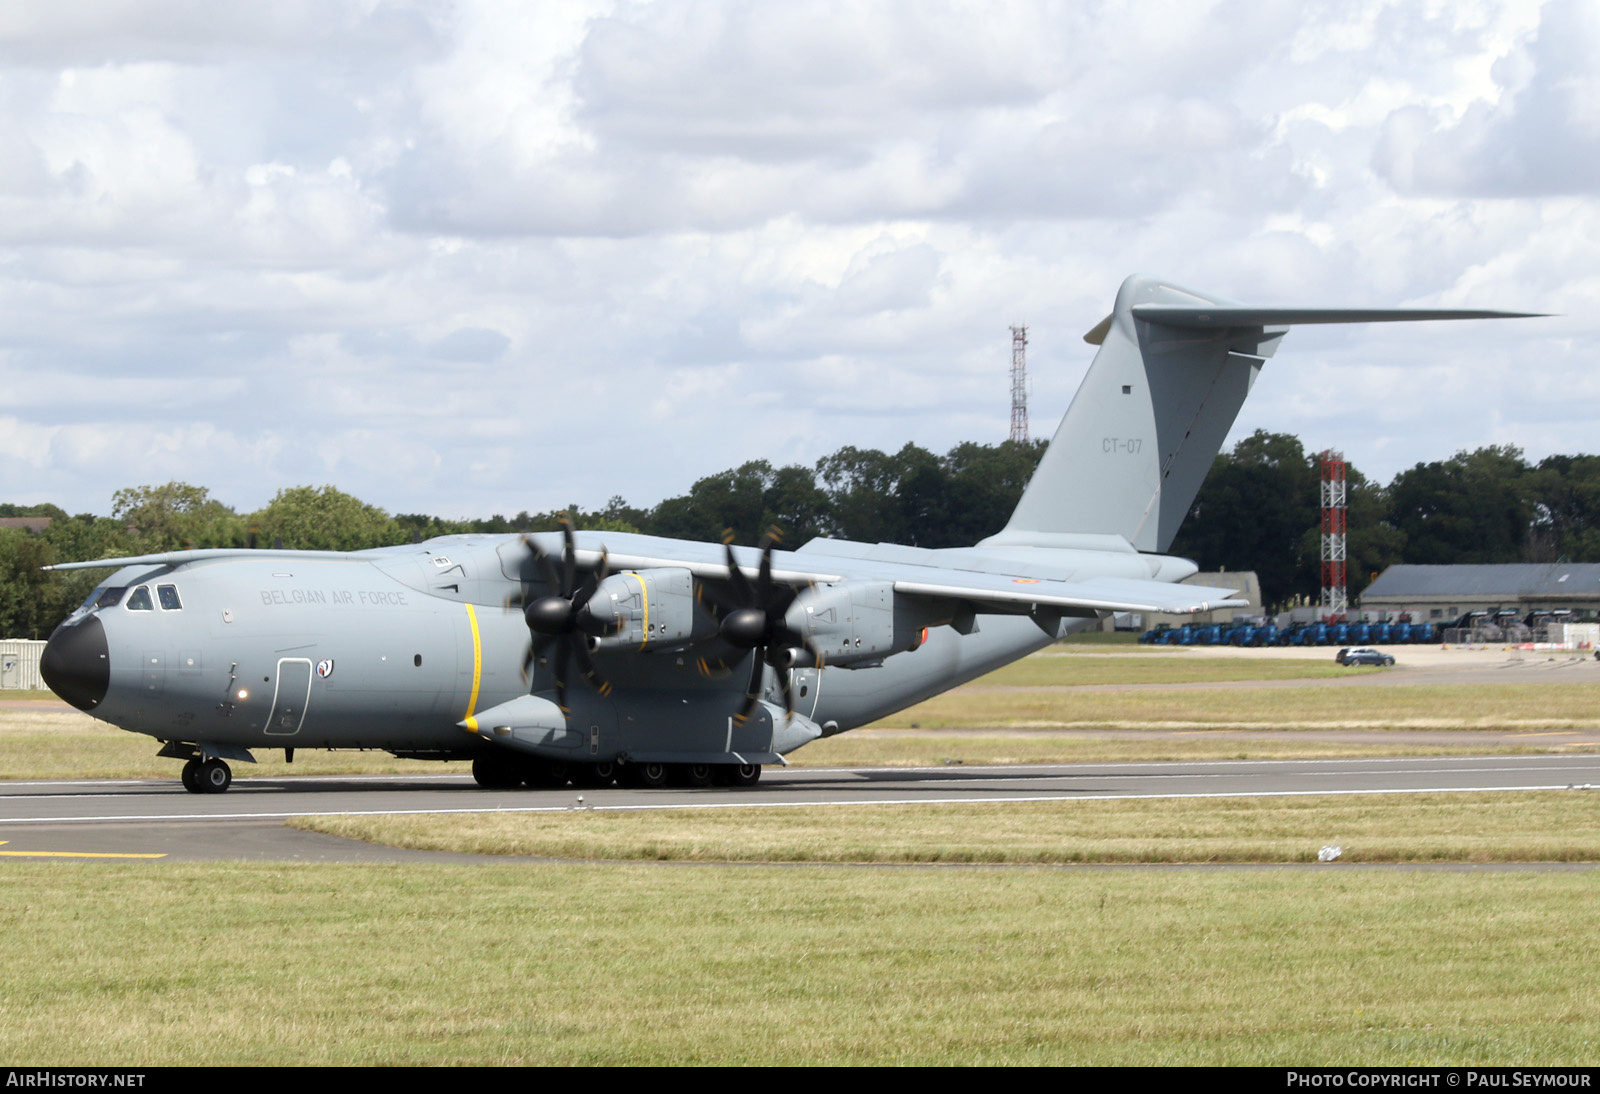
[0,517,50,534]
[1364,563,1600,601]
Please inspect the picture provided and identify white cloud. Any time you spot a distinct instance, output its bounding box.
[0,0,1591,523]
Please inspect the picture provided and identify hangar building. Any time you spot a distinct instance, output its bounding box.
[1361,563,1600,621]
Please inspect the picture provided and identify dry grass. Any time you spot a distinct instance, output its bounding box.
[871,680,1600,731]
[977,652,1371,686]
[294,791,1600,864]
[788,731,1571,767]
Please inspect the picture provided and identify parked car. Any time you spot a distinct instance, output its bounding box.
[1335,647,1395,667]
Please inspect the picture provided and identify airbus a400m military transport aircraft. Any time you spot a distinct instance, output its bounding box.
[38,275,1539,793]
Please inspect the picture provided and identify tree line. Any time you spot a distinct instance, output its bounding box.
[1169,432,1600,610]
[3,434,1598,637]
[0,442,1046,638]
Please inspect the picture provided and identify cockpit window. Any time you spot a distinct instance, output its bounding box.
[157,584,182,611]
[126,585,154,611]
[94,587,127,609]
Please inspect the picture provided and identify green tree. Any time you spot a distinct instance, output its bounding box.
[938,439,1047,546]
[816,446,911,544]
[250,486,401,551]
[1169,431,1324,610]
[0,528,56,638]
[1526,455,1600,561]
[651,462,784,545]
[1388,446,1534,564]
[111,482,245,553]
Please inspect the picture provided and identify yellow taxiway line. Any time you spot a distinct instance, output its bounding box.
[0,840,165,859]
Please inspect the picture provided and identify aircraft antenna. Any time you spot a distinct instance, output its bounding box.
[1319,450,1348,617]
[1009,324,1029,443]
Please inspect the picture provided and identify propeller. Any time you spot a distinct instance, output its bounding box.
[506,515,616,713]
[712,527,825,724]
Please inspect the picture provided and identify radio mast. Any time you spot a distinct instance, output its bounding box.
[1009,325,1028,443]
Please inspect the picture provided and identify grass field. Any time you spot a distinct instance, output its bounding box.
[297,790,1600,864]
[870,678,1600,732]
[2,861,1596,1065]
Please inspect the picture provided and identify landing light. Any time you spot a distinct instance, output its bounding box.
[236,689,249,701]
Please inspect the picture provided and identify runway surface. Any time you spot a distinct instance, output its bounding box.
[2,753,1599,862]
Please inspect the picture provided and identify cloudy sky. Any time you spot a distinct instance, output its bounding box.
[0,0,1593,521]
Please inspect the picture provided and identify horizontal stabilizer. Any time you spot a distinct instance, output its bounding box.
[1015,274,1547,553]
[1131,304,1547,328]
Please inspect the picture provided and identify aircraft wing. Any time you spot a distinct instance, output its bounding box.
[588,539,1242,616]
[887,573,1243,615]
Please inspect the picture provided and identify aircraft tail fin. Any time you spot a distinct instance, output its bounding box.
[982,274,1542,555]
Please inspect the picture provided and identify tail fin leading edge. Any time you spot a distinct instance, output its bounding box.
[983,274,1542,555]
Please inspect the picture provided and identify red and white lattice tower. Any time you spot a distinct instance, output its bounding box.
[1009,325,1028,443]
[1320,450,1348,616]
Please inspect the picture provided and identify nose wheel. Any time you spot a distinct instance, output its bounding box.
[181,757,233,794]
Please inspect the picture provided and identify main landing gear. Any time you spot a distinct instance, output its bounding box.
[180,757,232,794]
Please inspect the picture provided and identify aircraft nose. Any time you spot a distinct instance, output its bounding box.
[40,614,109,713]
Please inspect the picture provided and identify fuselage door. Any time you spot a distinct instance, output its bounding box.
[265,657,313,737]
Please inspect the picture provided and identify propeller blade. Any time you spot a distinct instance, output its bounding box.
[559,515,576,596]
[756,527,779,602]
[733,654,764,724]
[571,547,609,615]
[524,533,562,593]
[723,540,754,604]
[573,639,612,697]
[552,641,572,713]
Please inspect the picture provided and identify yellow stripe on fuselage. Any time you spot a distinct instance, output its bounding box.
[628,571,648,650]
[462,602,483,732]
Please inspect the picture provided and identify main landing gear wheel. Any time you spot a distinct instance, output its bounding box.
[626,761,669,789]
[674,763,715,788]
[573,761,618,788]
[181,759,201,794]
[520,757,570,788]
[714,763,761,788]
[197,758,232,794]
[472,754,524,789]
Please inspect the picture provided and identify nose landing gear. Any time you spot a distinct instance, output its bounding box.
[180,757,232,794]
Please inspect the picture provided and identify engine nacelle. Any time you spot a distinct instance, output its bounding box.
[784,581,897,667]
[585,568,700,651]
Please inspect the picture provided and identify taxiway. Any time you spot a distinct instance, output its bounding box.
[2,753,1598,861]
